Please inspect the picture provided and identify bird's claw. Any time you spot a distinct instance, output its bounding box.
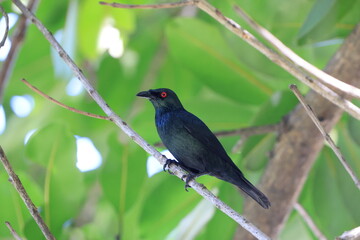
[163,158,178,173]
[182,174,195,192]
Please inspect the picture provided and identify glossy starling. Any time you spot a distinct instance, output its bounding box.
[137,88,270,209]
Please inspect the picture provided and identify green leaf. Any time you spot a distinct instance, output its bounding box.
[297,0,358,44]
[166,18,273,104]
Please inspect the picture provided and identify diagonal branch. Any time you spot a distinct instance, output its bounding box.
[11,0,270,239]
[99,0,194,9]
[233,5,360,100]
[194,0,360,119]
[0,147,55,240]
[100,0,360,120]
[5,221,23,240]
[21,78,110,120]
[290,84,360,190]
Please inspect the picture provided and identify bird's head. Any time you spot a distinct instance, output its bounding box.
[136,88,184,111]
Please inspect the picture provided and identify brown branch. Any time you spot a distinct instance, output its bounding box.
[21,79,110,120]
[0,6,9,48]
[0,146,56,240]
[0,0,39,102]
[99,0,194,9]
[5,221,23,240]
[294,203,327,240]
[290,84,360,190]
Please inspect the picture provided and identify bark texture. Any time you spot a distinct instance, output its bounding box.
[235,24,360,239]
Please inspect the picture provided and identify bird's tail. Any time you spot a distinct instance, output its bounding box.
[236,175,271,209]
[218,169,271,209]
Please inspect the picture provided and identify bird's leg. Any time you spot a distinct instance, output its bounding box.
[163,158,178,173]
[182,173,197,192]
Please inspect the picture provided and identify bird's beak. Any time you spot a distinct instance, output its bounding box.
[136,90,152,99]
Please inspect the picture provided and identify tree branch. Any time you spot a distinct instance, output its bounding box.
[0,0,39,101]
[99,0,194,9]
[215,123,280,138]
[11,0,270,239]
[233,5,360,100]
[290,84,360,190]
[5,221,23,240]
[21,78,110,120]
[236,24,360,240]
[100,0,360,120]
[0,147,55,240]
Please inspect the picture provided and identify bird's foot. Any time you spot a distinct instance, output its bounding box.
[182,174,196,192]
[163,158,178,173]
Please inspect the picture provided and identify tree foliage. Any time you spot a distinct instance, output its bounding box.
[0,0,359,239]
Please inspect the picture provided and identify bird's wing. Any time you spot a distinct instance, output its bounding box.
[179,111,231,161]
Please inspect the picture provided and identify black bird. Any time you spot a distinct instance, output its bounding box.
[137,88,270,209]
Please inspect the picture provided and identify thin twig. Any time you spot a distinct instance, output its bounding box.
[21,79,110,120]
[234,5,360,100]
[11,0,270,239]
[0,146,56,240]
[99,0,360,120]
[5,221,23,240]
[99,0,194,9]
[290,84,360,190]
[230,123,280,152]
[294,203,327,240]
[215,123,280,137]
[337,226,360,240]
[0,6,9,48]
[0,0,39,101]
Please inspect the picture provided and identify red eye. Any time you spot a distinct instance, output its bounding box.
[160,92,167,98]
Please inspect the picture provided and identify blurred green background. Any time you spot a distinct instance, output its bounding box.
[0,0,359,239]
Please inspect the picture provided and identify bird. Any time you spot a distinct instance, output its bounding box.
[137,88,271,209]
